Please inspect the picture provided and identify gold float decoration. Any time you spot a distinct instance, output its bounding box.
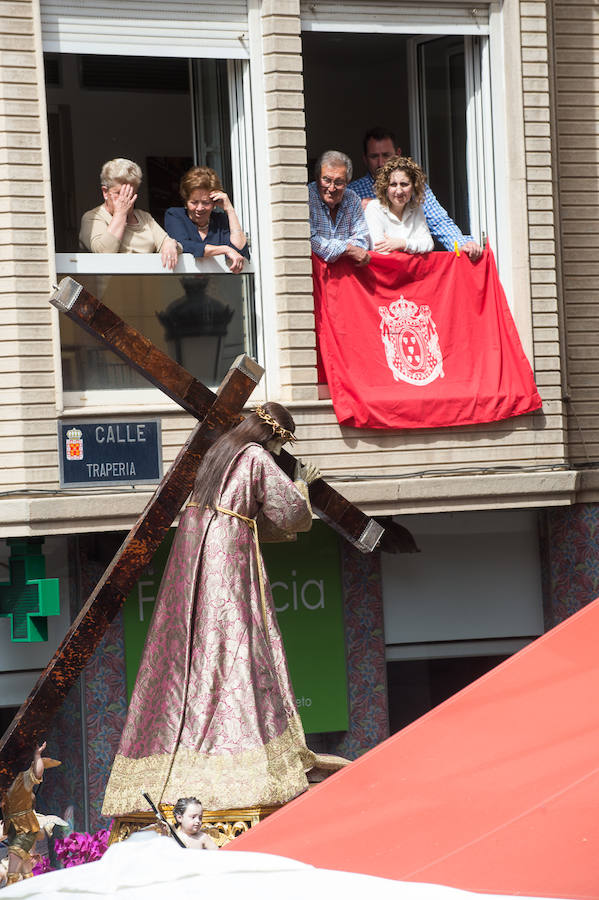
[108,805,280,848]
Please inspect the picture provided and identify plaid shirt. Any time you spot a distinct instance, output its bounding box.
[308,182,370,262]
[348,172,474,250]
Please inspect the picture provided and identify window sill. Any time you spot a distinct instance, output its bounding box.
[60,386,266,414]
[55,252,255,275]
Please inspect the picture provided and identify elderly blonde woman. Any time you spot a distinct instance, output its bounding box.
[164,166,249,274]
[79,158,181,270]
[364,155,434,254]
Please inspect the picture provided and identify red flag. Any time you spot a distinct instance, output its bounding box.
[313,248,542,429]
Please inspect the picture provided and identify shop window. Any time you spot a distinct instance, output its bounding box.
[387,655,508,733]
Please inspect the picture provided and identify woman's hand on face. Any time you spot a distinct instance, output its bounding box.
[374,234,406,253]
[113,183,137,216]
[294,459,321,485]
[225,246,245,274]
[161,237,179,271]
[210,190,232,210]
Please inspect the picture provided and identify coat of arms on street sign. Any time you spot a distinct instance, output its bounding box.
[379,296,444,386]
[66,427,83,461]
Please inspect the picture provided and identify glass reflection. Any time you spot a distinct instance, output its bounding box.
[58,273,255,392]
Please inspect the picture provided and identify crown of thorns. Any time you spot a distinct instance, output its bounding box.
[254,406,297,443]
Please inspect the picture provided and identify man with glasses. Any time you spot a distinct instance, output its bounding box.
[309,150,371,266]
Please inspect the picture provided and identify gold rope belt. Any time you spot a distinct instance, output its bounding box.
[5,808,35,818]
[186,502,268,631]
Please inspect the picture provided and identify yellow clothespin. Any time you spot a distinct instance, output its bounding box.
[454,241,460,257]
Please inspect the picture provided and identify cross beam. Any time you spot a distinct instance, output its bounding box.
[0,353,263,789]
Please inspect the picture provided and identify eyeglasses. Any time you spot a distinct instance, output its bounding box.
[320,176,347,189]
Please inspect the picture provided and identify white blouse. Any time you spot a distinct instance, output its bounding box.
[364,199,434,254]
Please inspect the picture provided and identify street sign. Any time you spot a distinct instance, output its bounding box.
[58,419,162,487]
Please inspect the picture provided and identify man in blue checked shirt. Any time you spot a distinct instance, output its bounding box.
[309,150,371,266]
[349,126,483,261]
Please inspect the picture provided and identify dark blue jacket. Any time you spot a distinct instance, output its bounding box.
[164,206,250,259]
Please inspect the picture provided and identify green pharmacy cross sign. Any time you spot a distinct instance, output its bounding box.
[0,538,60,642]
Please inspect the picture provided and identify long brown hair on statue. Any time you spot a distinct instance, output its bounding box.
[191,401,296,512]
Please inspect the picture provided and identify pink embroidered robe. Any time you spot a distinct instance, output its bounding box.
[102,443,315,815]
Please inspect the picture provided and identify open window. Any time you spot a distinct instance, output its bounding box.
[43,4,261,404]
[301,1,500,263]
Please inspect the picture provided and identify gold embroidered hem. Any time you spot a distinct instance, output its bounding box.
[103,715,315,816]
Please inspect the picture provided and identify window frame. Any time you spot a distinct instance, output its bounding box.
[46,49,266,413]
[301,1,521,326]
[54,252,263,411]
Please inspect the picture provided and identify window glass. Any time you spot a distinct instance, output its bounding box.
[58,273,255,391]
[417,36,470,235]
[45,52,235,253]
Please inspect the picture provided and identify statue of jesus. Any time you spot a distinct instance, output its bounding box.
[103,402,323,816]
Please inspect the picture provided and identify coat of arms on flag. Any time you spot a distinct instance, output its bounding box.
[312,248,542,430]
[66,427,83,460]
[379,296,444,386]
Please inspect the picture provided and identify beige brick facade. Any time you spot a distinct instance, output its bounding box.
[259,0,317,402]
[521,0,565,438]
[552,0,599,465]
[0,0,57,496]
[0,0,596,535]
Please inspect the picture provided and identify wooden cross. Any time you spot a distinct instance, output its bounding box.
[0,539,60,642]
[0,277,415,789]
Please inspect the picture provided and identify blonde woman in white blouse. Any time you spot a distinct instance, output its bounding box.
[364,156,434,254]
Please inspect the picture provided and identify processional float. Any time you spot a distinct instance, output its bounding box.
[0,277,416,841]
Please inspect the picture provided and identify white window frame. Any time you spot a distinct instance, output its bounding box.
[48,54,265,414]
[301,2,514,312]
[407,35,498,259]
[228,58,266,381]
[55,253,261,412]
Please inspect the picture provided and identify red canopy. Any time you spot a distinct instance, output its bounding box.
[228,598,599,898]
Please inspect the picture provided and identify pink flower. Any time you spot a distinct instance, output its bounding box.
[53,829,111,869]
[32,856,53,875]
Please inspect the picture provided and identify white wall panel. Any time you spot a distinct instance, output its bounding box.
[382,509,544,653]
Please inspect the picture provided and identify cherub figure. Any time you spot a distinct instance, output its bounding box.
[1,741,65,886]
[172,797,218,850]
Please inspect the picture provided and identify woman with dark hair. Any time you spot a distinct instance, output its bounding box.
[164,166,249,273]
[364,155,434,254]
[103,403,320,816]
